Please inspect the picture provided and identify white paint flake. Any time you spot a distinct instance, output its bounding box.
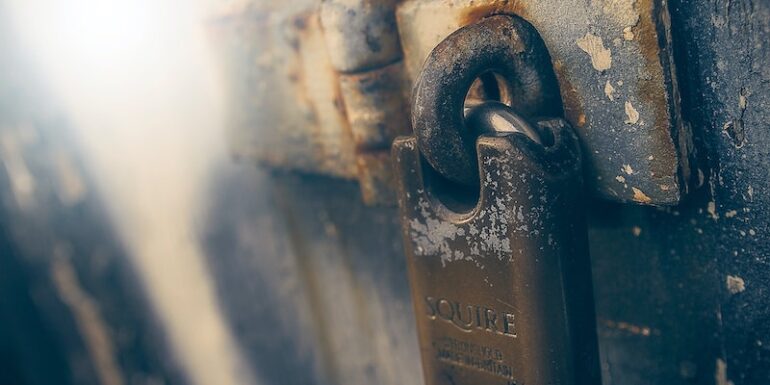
[632,187,651,203]
[604,80,616,101]
[726,275,746,294]
[707,201,719,220]
[625,101,640,124]
[408,194,516,267]
[577,32,612,71]
[623,26,635,40]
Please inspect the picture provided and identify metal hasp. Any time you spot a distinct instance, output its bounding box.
[394,15,600,385]
[397,0,690,205]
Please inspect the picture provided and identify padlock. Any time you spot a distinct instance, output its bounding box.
[393,15,601,385]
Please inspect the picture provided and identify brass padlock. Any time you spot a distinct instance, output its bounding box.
[393,15,601,385]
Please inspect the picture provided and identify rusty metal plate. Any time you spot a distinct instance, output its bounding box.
[208,3,357,180]
[397,0,690,205]
[209,1,409,203]
[320,0,403,73]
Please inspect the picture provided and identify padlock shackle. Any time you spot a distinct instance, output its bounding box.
[412,14,563,186]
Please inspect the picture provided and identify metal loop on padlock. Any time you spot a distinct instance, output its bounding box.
[412,14,563,186]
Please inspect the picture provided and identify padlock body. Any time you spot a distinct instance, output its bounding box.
[393,125,600,385]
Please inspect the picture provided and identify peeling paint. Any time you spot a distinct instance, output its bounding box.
[622,164,634,175]
[726,275,746,294]
[409,213,466,266]
[577,32,612,71]
[707,201,719,220]
[604,80,616,101]
[739,90,748,110]
[624,101,639,124]
[631,187,651,203]
[408,194,515,267]
[623,26,634,40]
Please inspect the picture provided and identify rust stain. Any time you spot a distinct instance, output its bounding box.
[335,55,407,202]
[341,67,396,151]
[329,70,356,176]
[294,11,356,176]
[633,0,678,183]
[355,150,397,204]
[332,94,346,114]
[288,12,316,119]
[459,0,530,26]
[598,0,640,27]
[552,60,586,128]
